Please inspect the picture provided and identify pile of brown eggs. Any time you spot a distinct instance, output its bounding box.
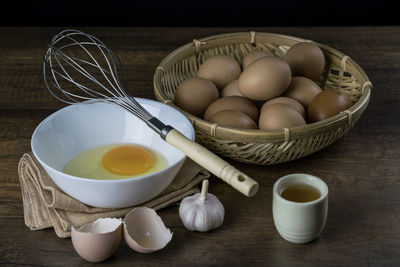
[174,42,353,130]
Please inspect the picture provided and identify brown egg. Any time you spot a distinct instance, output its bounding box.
[259,103,306,130]
[239,57,291,101]
[197,55,241,88]
[242,50,274,69]
[284,42,325,80]
[221,79,242,97]
[209,110,258,129]
[174,77,219,117]
[261,97,306,118]
[308,90,353,123]
[204,96,259,122]
[284,76,322,107]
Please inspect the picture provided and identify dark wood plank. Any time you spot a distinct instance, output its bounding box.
[1,26,399,109]
[0,27,399,266]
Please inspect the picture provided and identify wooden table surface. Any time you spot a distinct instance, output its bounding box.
[0,27,399,266]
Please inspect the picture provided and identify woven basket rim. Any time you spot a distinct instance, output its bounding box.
[153,31,372,143]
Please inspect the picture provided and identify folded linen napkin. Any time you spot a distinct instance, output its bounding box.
[18,152,209,238]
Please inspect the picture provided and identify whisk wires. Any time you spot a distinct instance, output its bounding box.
[43,29,153,121]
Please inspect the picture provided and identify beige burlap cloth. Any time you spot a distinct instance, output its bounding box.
[18,152,209,238]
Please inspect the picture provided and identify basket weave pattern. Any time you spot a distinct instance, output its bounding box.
[154,32,371,165]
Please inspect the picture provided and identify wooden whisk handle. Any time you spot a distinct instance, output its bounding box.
[165,129,258,197]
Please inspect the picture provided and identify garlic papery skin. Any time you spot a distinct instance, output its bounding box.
[179,180,225,232]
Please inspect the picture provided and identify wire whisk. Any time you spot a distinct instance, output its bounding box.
[43,29,258,197]
[44,29,154,121]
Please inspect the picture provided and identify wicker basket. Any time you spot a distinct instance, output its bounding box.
[153,32,372,165]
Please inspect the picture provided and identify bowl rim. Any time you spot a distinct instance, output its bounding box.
[153,31,372,143]
[31,97,195,183]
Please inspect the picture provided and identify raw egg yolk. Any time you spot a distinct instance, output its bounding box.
[102,145,154,176]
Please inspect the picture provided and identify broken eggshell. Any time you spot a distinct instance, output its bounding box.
[71,218,123,263]
[123,207,173,253]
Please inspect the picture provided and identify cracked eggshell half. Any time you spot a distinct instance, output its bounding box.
[123,207,173,253]
[71,218,123,263]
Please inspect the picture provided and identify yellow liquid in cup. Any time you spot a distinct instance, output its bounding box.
[280,183,321,203]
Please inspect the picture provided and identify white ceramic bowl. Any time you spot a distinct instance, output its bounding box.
[31,98,195,208]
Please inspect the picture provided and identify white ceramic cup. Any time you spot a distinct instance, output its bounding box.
[272,173,328,244]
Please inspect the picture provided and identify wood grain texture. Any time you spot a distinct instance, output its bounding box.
[0,27,399,266]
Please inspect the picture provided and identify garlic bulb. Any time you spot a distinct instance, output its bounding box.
[179,180,224,232]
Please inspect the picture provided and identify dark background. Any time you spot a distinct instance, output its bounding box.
[3,0,399,27]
